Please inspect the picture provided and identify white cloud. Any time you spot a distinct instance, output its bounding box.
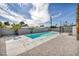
[30,3,50,24]
[52,13,62,18]
[0,3,50,27]
[0,4,27,22]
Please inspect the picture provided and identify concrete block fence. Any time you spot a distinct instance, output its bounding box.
[0,27,74,36]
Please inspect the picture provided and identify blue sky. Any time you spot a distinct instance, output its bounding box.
[7,3,33,19]
[48,3,77,26]
[0,3,77,26]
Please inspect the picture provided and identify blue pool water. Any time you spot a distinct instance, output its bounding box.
[24,32,56,39]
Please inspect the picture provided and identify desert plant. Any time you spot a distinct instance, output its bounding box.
[29,27,35,33]
[11,23,21,35]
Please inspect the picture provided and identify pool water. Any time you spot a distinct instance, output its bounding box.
[24,32,56,39]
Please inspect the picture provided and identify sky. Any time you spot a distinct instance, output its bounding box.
[0,3,77,26]
[48,3,77,26]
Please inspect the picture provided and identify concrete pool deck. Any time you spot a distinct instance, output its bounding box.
[0,33,79,56]
[18,33,79,56]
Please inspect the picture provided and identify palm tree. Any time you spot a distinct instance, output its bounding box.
[19,21,25,26]
[70,23,73,26]
[0,22,5,37]
[55,24,57,28]
[4,21,10,26]
[77,3,79,40]
[11,23,21,35]
[64,21,68,27]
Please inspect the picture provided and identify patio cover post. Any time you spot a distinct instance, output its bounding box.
[77,3,79,40]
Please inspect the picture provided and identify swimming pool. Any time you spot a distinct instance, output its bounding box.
[24,32,57,39]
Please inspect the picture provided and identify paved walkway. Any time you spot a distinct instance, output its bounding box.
[18,33,79,56]
[0,36,16,56]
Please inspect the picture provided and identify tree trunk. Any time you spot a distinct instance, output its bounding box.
[77,3,79,40]
[15,30,19,35]
[0,29,3,37]
[30,30,33,33]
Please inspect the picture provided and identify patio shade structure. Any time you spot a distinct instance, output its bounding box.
[77,3,79,40]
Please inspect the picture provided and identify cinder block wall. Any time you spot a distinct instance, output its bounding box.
[0,27,73,36]
[2,28,15,36]
[18,28,30,35]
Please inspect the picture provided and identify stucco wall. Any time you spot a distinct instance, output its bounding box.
[72,26,77,35]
